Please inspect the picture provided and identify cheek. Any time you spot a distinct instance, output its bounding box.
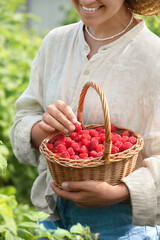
[70,0,80,14]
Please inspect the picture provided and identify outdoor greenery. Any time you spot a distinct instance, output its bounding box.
[0,185,98,239]
[0,0,42,204]
[0,0,160,239]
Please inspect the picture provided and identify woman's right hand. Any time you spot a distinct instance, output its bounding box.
[31,100,78,149]
[39,100,77,134]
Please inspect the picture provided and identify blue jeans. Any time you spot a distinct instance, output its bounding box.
[38,196,160,240]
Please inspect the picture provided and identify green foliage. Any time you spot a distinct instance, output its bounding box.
[0,186,98,239]
[0,0,42,203]
[143,16,160,36]
[0,142,8,175]
[60,5,80,25]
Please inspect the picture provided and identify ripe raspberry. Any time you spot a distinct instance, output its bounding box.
[92,136,101,144]
[56,144,67,153]
[74,135,82,142]
[111,146,119,154]
[89,129,99,137]
[79,129,90,135]
[95,127,103,132]
[95,144,104,153]
[79,152,88,159]
[111,124,116,132]
[114,140,123,149]
[122,131,130,137]
[67,147,75,156]
[99,133,105,142]
[97,152,103,157]
[90,150,98,158]
[114,134,121,141]
[74,123,82,132]
[65,137,72,148]
[81,134,91,140]
[53,146,59,153]
[121,142,133,151]
[71,142,80,152]
[111,133,117,144]
[121,136,129,143]
[70,155,79,160]
[89,139,99,151]
[100,129,105,134]
[70,132,77,140]
[47,143,54,151]
[81,139,90,148]
[60,151,70,158]
[55,134,66,142]
[49,138,56,144]
[128,136,137,145]
[54,140,65,147]
[79,145,89,154]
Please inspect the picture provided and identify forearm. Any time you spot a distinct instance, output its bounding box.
[31,121,50,149]
[114,183,130,204]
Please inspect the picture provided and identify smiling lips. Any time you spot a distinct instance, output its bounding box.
[81,5,103,13]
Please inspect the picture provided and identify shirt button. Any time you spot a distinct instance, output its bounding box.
[84,70,89,75]
[84,45,89,51]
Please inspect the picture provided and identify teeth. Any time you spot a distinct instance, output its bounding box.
[82,6,100,11]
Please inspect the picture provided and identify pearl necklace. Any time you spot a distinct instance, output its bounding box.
[85,15,134,41]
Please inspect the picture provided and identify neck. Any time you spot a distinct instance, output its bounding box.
[87,9,135,40]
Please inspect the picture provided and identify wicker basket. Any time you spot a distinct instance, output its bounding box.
[40,81,144,188]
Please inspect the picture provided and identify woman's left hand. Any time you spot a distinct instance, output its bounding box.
[50,180,130,208]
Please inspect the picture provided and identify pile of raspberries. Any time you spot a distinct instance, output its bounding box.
[47,123,137,160]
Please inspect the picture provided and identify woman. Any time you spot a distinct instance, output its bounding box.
[10,0,160,239]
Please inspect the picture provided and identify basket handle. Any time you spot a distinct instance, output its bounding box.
[77,81,112,164]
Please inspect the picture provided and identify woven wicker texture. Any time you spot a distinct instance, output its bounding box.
[126,0,160,16]
[40,81,144,188]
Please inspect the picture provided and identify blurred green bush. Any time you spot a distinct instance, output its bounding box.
[0,0,42,204]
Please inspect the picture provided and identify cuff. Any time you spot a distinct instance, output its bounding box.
[13,115,42,166]
[122,167,157,226]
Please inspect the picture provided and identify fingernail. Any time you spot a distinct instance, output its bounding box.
[64,128,69,133]
[69,125,75,131]
[62,182,68,189]
[72,118,77,124]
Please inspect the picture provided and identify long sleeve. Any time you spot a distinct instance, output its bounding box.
[122,94,160,226]
[9,49,44,166]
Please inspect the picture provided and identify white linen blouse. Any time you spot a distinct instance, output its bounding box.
[10,19,160,226]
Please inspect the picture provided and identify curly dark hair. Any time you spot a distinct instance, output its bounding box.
[125,0,160,16]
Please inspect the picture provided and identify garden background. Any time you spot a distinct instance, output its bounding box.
[0,0,160,239]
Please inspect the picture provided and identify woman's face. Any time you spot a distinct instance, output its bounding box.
[71,0,126,27]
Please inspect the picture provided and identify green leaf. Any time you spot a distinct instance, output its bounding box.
[0,212,17,235]
[5,230,23,240]
[70,223,87,235]
[52,227,72,240]
[0,186,16,196]
[22,211,49,222]
[17,228,34,240]
[18,222,38,229]
[0,154,7,174]
[0,224,6,233]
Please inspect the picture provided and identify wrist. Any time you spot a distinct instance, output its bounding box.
[31,121,49,149]
[115,182,130,202]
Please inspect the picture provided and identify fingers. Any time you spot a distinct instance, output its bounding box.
[55,100,77,124]
[50,182,80,201]
[42,100,78,134]
[61,181,93,192]
[39,120,55,132]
